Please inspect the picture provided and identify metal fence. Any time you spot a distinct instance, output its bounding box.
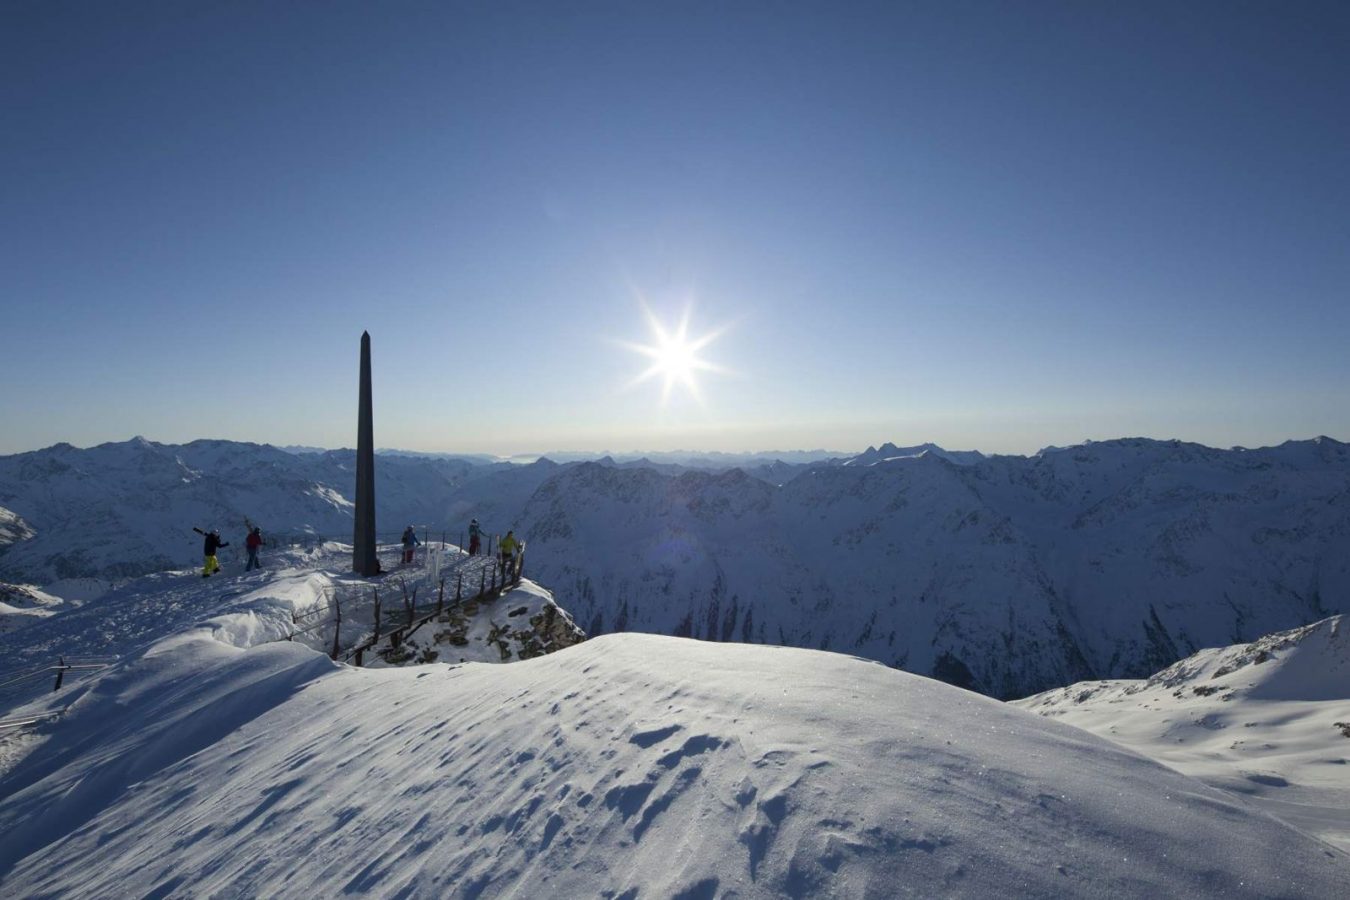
[0,533,525,733]
[0,655,119,731]
[262,528,512,573]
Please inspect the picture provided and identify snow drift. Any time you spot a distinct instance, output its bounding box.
[1017,616,1350,853]
[0,627,1346,895]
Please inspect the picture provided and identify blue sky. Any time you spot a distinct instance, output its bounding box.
[3,1,1347,455]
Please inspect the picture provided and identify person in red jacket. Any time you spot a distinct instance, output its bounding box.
[245,526,263,571]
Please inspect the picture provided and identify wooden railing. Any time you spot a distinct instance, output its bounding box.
[274,545,527,667]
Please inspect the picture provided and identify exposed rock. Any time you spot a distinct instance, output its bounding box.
[366,579,585,668]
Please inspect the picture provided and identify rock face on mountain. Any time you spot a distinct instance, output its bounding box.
[2,436,1347,698]
[374,578,586,667]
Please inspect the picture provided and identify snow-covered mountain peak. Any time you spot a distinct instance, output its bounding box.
[1141,615,1347,703]
[840,441,986,468]
[1016,616,1350,852]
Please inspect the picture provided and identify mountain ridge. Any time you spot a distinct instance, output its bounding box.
[2,435,1347,699]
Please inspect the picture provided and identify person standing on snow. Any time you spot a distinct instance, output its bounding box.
[245,526,263,571]
[193,527,229,577]
[401,525,420,564]
[468,518,482,556]
[498,529,520,581]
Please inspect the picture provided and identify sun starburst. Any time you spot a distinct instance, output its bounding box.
[622,306,727,405]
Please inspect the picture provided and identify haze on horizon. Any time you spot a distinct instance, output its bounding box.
[3,3,1348,457]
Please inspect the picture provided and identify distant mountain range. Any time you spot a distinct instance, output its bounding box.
[2,435,1346,698]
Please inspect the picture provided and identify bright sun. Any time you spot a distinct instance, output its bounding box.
[624,307,726,404]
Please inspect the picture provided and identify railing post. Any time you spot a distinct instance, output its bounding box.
[402,582,416,626]
[331,597,342,660]
[437,578,445,615]
[53,656,66,692]
[373,588,381,642]
[456,572,463,605]
[479,568,486,599]
[354,647,364,667]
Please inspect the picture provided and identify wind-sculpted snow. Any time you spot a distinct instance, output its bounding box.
[3,435,1348,699]
[1,628,1347,897]
[1016,615,1350,852]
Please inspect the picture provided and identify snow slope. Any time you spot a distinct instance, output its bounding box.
[0,438,484,584]
[0,544,580,715]
[2,627,1346,897]
[0,583,60,636]
[1015,616,1350,852]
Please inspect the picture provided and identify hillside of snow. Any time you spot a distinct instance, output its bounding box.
[0,565,1345,896]
[0,437,495,583]
[3,435,1348,698]
[1015,616,1350,853]
[0,545,581,688]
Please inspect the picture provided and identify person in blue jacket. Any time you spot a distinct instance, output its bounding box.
[401,525,420,564]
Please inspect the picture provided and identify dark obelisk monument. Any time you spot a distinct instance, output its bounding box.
[353,331,379,576]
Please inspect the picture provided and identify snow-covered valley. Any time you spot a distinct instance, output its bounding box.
[0,552,1345,897]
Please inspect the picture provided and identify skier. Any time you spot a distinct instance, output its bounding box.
[468,518,482,556]
[192,527,229,577]
[498,529,520,582]
[245,526,263,571]
[401,525,420,565]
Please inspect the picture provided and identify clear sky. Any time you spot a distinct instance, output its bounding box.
[3,1,1347,456]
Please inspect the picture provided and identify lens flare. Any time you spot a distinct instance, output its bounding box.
[623,306,727,405]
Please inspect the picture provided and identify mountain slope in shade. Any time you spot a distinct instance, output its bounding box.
[1015,616,1350,852]
[515,437,1349,698]
[3,435,1348,700]
[0,438,488,583]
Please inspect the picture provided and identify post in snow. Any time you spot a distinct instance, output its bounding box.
[353,330,379,576]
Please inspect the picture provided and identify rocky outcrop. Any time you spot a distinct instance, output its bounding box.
[374,579,585,667]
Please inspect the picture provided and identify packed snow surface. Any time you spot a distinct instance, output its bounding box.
[1017,615,1350,854]
[0,582,1346,896]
